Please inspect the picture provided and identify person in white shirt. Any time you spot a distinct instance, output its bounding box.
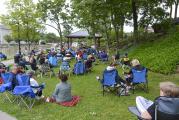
[27,70,45,99]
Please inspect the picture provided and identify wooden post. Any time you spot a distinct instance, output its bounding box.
[67,38,70,49]
[70,38,72,48]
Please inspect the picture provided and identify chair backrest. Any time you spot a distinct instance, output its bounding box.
[83,53,88,60]
[102,69,117,86]
[73,61,85,74]
[61,61,70,70]
[155,97,179,120]
[1,72,12,84]
[16,74,30,86]
[132,68,147,83]
[71,51,76,57]
[49,56,58,66]
[100,52,108,59]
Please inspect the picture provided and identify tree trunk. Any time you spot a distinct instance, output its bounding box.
[97,38,100,48]
[104,21,110,51]
[120,17,125,41]
[57,23,63,49]
[115,27,120,49]
[170,5,173,18]
[132,0,138,45]
[174,1,179,18]
[93,33,97,50]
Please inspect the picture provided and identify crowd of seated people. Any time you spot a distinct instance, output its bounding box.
[1,45,179,119]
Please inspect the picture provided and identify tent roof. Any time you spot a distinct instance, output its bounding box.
[66,30,102,38]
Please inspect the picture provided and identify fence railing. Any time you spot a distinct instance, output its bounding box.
[0,44,51,58]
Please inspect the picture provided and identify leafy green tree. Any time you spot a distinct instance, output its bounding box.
[45,33,60,43]
[1,0,43,51]
[139,0,168,29]
[38,0,72,48]
[3,35,13,43]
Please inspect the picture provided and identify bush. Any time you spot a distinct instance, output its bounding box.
[129,32,179,74]
[152,19,174,34]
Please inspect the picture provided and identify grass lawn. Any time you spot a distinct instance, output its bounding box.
[0,61,179,120]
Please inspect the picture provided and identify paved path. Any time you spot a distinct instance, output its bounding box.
[1,59,17,120]
[0,111,17,120]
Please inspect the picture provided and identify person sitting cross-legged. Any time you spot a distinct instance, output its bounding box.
[46,74,80,107]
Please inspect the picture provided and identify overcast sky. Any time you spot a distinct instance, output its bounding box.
[0,0,178,35]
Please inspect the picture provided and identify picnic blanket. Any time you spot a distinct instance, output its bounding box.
[49,96,80,107]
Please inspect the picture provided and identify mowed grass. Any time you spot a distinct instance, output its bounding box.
[0,61,179,120]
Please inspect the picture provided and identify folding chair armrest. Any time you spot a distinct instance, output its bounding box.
[31,84,45,89]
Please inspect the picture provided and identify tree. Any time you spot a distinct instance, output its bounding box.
[139,0,168,29]
[3,35,13,43]
[45,33,60,43]
[174,0,179,18]
[0,0,43,51]
[38,0,73,48]
[164,0,175,18]
[108,0,131,48]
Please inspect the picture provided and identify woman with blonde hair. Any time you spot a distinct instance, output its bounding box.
[124,59,147,86]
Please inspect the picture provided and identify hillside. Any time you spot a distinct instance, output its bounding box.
[129,32,179,74]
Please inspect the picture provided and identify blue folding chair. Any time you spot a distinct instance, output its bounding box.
[13,74,36,109]
[131,68,148,93]
[60,61,71,76]
[101,69,126,96]
[82,53,88,60]
[73,61,85,75]
[99,52,108,61]
[71,51,76,57]
[128,97,179,120]
[48,56,58,67]
[0,72,14,103]
[56,53,64,61]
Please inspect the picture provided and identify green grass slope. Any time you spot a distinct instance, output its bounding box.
[0,63,179,120]
[129,32,179,74]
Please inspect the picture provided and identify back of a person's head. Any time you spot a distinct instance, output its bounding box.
[160,82,177,97]
[131,59,140,67]
[59,74,68,82]
[171,86,179,97]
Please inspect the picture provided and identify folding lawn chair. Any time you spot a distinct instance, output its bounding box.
[39,63,53,78]
[131,68,148,94]
[101,69,127,96]
[128,97,179,120]
[99,52,108,61]
[56,53,64,61]
[48,56,58,67]
[73,61,85,75]
[13,74,36,109]
[25,65,33,72]
[82,53,88,60]
[60,61,71,76]
[0,72,14,103]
